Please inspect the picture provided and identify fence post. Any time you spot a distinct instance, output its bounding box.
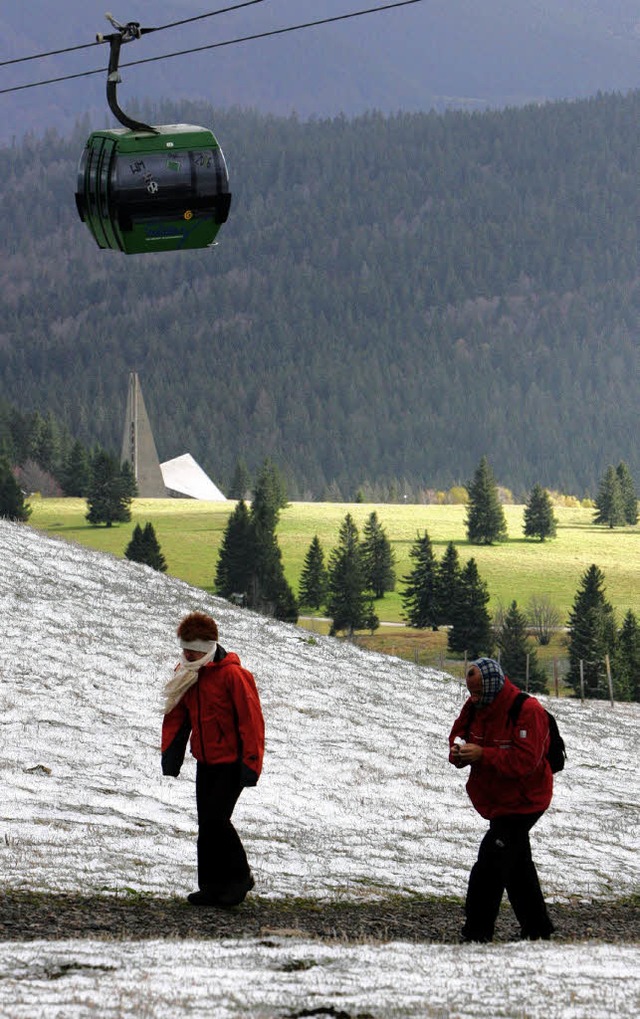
[579,659,585,704]
[605,653,614,707]
[525,652,530,693]
[553,658,559,697]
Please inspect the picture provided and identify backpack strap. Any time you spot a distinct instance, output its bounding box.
[507,691,529,726]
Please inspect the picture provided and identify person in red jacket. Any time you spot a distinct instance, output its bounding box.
[161,611,265,908]
[449,657,554,942]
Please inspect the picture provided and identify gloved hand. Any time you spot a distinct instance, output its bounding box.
[240,763,258,787]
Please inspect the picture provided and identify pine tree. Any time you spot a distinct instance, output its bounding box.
[215,500,256,600]
[401,530,439,629]
[125,523,145,563]
[228,457,251,500]
[435,541,462,627]
[59,439,91,497]
[249,463,298,621]
[566,564,617,699]
[120,460,139,501]
[141,522,167,572]
[616,462,638,525]
[593,465,625,528]
[299,535,328,609]
[0,457,31,521]
[612,610,640,702]
[361,511,396,598]
[85,450,132,527]
[496,600,548,692]
[523,484,557,541]
[327,513,377,636]
[448,557,493,657]
[465,456,508,545]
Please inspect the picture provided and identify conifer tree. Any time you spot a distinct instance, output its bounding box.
[361,511,396,598]
[215,499,256,600]
[615,461,638,525]
[59,439,91,497]
[401,530,439,629]
[448,557,493,657]
[228,458,251,501]
[0,457,31,521]
[142,522,167,572]
[435,541,462,627]
[523,484,557,541]
[85,450,132,527]
[465,456,508,545]
[125,523,145,563]
[612,610,640,702]
[327,513,377,636]
[299,535,328,610]
[248,464,297,621]
[593,465,625,528]
[496,600,548,692]
[566,564,617,698]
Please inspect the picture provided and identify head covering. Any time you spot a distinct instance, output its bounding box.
[471,657,505,707]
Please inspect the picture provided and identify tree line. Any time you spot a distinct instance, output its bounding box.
[1,92,639,498]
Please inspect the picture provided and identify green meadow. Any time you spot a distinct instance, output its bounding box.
[28,498,640,625]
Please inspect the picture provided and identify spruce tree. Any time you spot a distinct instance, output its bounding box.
[448,557,493,657]
[0,457,31,521]
[435,541,462,627]
[141,522,167,572]
[85,450,132,527]
[612,610,640,702]
[465,456,508,545]
[125,523,145,563]
[593,465,625,528]
[299,535,328,610]
[248,465,298,621]
[228,458,251,501]
[327,513,377,636]
[566,564,617,699]
[215,500,256,600]
[361,511,396,598]
[401,530,439,629]
[59,439,91,497]
[523,484,557,541]
[616,462,638,525]
[496,600,548,692]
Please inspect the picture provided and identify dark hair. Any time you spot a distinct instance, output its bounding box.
[176,611,218,642]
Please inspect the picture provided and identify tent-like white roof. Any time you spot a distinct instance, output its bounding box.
[160,453,227,501]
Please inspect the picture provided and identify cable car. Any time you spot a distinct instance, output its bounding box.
[75,16,231,254]
[75,125,231,253]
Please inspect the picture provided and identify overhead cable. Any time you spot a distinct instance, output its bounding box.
[0,0,425,95]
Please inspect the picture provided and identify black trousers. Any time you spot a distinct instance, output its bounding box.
[464,812,554,941]
[195,762,250,891]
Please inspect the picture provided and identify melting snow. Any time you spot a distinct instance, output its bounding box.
[0,519,638,1017]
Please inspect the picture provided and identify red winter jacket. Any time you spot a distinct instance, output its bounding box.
[161,650,264,779]
[449,677,553,820]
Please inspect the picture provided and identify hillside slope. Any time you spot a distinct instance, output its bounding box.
[0,95,639,496]
[0,518,638,902]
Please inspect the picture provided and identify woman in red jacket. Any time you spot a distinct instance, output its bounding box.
[449,657,554,942]
[162,611,264,907]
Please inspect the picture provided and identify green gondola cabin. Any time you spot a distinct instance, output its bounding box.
[75,124,231,254]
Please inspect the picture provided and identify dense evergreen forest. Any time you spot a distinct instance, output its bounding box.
[0,91,638,498]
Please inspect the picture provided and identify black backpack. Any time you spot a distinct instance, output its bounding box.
[508,692,566,773]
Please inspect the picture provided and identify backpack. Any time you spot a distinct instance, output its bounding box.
[508,692,566,774]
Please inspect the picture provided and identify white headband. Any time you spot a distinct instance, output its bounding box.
[180,639,216,653]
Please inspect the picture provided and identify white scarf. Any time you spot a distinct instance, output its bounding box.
[163,641,217,714]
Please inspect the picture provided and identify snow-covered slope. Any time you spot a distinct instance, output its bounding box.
[1,519,638,902]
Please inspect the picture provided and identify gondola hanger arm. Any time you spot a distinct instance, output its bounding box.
[97,13,158,134]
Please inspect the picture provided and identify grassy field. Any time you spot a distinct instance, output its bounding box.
[28,497,639,628]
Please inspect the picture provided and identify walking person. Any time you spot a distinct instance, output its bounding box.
[449,657,554,942]
[162,611,264,907]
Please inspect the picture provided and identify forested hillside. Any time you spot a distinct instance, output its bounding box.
[1,91,639,498]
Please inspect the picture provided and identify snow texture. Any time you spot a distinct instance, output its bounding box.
[0,519,638,1017]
